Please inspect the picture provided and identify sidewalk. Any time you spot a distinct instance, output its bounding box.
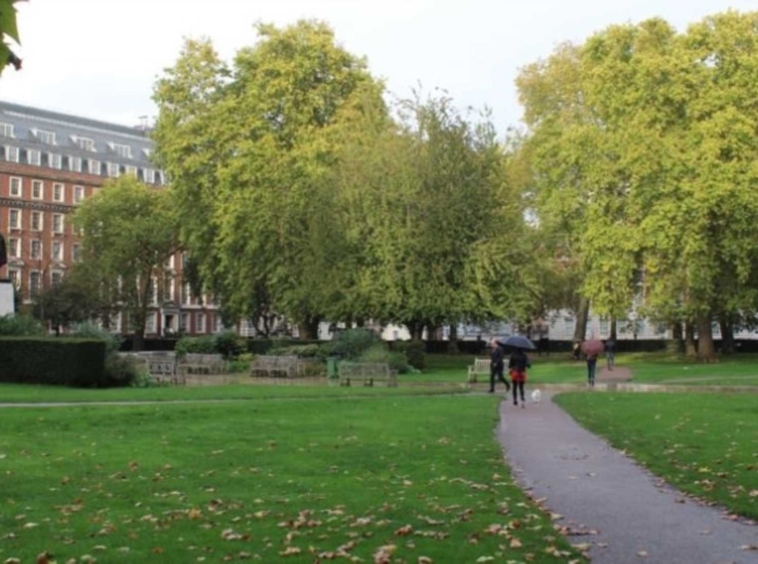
[498,394,758,563]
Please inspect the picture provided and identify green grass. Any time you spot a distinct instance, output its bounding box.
[555,392,758,519]
[0,396,585,563]
[615,353,758,385]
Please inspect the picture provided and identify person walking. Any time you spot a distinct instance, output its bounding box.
[586,352,598,387]
[508,347,531,408]
[489,339,510,394]
[604,338,616,371]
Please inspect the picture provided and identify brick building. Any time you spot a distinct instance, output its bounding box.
[0,101,221,336]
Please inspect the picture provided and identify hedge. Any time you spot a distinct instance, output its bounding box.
[0,338,107,387]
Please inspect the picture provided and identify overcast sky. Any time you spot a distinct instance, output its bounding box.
[2,0,755,134]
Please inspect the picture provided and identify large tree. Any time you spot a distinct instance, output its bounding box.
[0,0,22,73]
[73,177,180,350]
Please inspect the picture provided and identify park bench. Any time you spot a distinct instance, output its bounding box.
[338,362,397,387]
[178,353,226,376]
[250,355,300,378]
[467,358,491,383]
[117,352,183,384]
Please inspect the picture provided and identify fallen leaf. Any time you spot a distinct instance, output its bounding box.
[279,547,302,556]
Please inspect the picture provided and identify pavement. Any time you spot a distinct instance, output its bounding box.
[498,392,758,564]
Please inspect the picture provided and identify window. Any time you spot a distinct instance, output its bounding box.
[53,183,65,202]
[49,153,62,169]
[163,274,175,302]
[29,272,41,298]
[37,130,56,145]
[76,137,96,152]
[155,171,164,185]
[51,271,63,288]
[180,313,189,333]
[9,176,21,197]
[111,143,132,159]
[107,162,120,178]
[146,313,157,334]
[87,159,100,175]
[28,149,41,166]
[5,145,18,162]
[52,241,63,261]
[143,168,155,184]
[165,255,175,270]
[599,319,609,337]
[68,156,82,173]
[31,211,43,231]
[0,123,14,137]
[125,165,138,178]
[9,209,20,229]
[197,313,206,334]
[214,316,223,333]
[564,317,576,338]
[53,214,64,234]
[72,243,81,262]
[74,186,85,203]
[8,268,20,288]
[181,282,190,305]
[30,240,42,260]
[32,180,44,200]
[7,238,19,258]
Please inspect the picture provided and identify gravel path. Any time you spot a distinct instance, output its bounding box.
[498,394,758,564]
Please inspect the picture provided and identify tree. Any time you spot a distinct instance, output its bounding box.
[73,177,180,350]
[32,272,100,335]
[0,0,22,73]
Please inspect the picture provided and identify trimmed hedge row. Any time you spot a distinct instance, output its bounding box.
[0,338,107,387]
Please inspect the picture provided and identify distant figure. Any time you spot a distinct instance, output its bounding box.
[489,339,511,394]
[604,338,616,371]
[572,341,581,360]
[538,335,550,357]
[586,352,598,387]
[509,347,531,408]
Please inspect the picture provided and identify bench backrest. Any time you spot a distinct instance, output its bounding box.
[252,355,299,369]
[184,353,223,364]
[473,358,491,371]
[338,362,390,378]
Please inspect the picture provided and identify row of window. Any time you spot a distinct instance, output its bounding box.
[3,144,164,183]
[147,277,217,307]
[145,312,218,335]
[5,236,80,262]
[7,177,89,203]
[7,268,64,298]
[5,209,69,233]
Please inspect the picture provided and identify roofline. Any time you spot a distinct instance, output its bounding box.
[0,101,152,142]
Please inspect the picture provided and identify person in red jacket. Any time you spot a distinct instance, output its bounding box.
[509,348,531,408]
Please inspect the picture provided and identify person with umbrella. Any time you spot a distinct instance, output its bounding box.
[581,339,604,387]
[488,338,510,394]
[500,336,535,407]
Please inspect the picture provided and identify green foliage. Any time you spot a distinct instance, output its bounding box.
[213,331,246,359]
[271,344,320,358]
[0,338,107,387]
[226,353,253,374]
[70,322,119,355]
[32,273,102,332]
[358,342,410,374]
[0,0,22,75]
[103,354,140,388]
[394,340,427,370]
[327,328,378,360]
[175,335,216,358]
[0,315,44,337]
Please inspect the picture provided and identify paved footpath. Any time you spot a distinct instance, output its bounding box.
[498,393,758,564]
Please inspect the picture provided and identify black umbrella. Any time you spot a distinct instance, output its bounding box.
[497,335,536,350]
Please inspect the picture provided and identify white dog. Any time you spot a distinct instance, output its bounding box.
[531,389,542,404]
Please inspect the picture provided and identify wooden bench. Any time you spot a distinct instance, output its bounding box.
[250,355,300,378]
[338,362,397,387]
[179,353,226,375]
[467,358,491,383]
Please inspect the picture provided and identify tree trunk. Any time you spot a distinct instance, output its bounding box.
[406,320,424,341]
[610,317,618,341]
[298,316,321,340]
[672,322,683,340]
[133,327,145,352]
[696,315,716,362]
[573,298,590,343]
[684,321,697,358]
[668,321,684,355]
[719,315,735,355]
[448,323,460,353]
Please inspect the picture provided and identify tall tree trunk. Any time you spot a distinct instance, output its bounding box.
[696,314,716,362]
[426,324,439,341]
[448,323,459,353]
[684,321,697,358]
[719,315,735,355]
[298,316,321,340]
[672,322,683,340]
[406,320,424,341]
[573,298,590,343]
[669,321,684,355]
[610,317,618,341]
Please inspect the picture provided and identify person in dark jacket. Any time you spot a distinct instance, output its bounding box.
[489,339,510,393]
[604,338,616,371]
[509,348,531,407]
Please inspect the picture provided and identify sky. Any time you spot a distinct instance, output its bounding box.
[2,0,756,135]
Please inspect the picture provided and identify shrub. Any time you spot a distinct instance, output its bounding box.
[175,335,216,358]
[104,354,140,387]
[271,344,320,358]
[70,322,120,354]
[214,331,246,359]
[395,340,426,370]
[329,328,379,360]
[228,353,253,374]
[358,343,410,374]
[0,337,107,387]
[0,315,45,337]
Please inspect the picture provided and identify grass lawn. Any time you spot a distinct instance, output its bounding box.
[555,392,758,519]
[0,396,585,563]
[414,354,586,385]
[616,353,758,385]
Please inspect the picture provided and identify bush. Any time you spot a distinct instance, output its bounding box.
[228,353,253,374]
[0,337,107,387]
[358,343,410,374]
[394,340,426,370]
[70,322,120,354]
[0,315,45,337]
[175,335,216,358]
[271,344,320,358]
[329,328,379,360]
[214,331,246,359]
[104,354,140,387]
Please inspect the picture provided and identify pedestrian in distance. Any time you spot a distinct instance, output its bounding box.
[586,351,598,387]
[509,347,531,408]
[604,338,616,371]
[488,339,511,394]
